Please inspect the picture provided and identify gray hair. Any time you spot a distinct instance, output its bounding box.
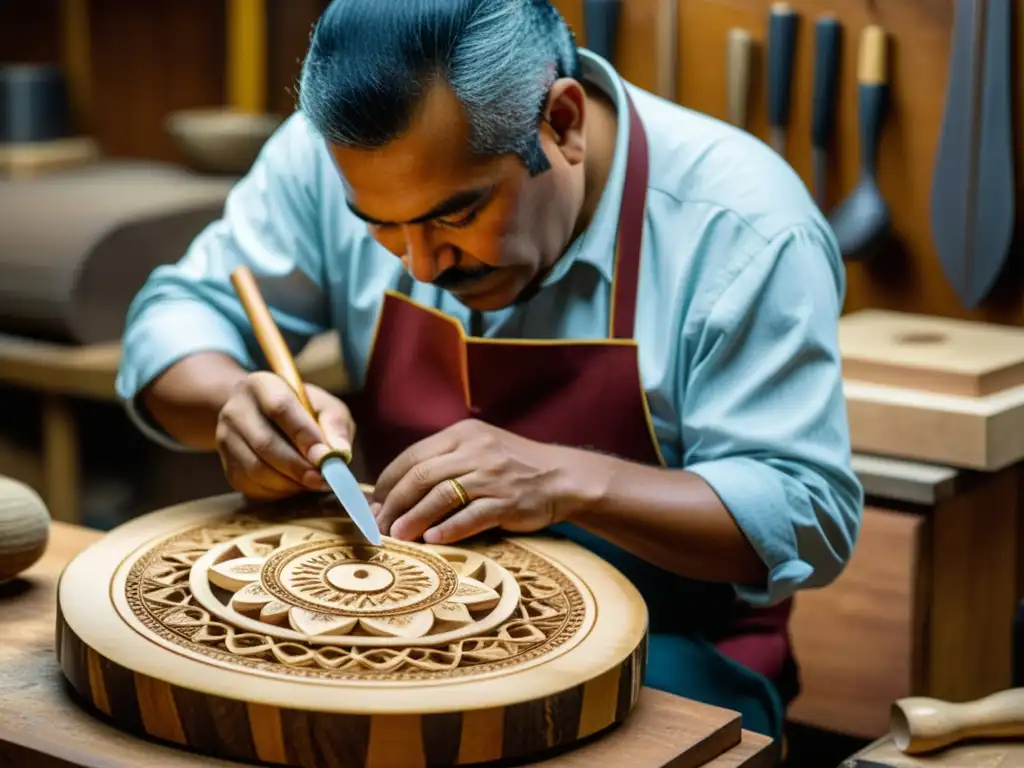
[298,0,580,174]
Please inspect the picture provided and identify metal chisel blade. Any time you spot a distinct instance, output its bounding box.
[321,456,382,546]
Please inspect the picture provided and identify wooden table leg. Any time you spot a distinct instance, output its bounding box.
[42,395,79,524]
[913,464,1021,701]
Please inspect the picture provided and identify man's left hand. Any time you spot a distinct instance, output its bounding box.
[371,419,603,544]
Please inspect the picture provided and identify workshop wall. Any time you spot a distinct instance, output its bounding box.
[3,0,1021,323]
[552,0,1024,325]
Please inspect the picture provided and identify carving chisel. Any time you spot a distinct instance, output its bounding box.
[766,2,799,157]
[810,16,841,209]
[230,266,382,546]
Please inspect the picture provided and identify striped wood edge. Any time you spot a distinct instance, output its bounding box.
[56,581,648,768]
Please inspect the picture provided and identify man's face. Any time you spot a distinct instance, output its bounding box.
[329,81,588,311]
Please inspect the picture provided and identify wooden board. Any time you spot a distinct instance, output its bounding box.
[55,492,675,767]
[0,137,99,179]
[840,310,1024,397]
[788,507,923,738]
[842,378,1024,471]
[1,521,774,768]
[847,734,1024,767]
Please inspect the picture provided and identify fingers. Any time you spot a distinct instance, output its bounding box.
[219,384,324,489]
[422,499,505,545]
[217,430,311,501]
[247,373,327,463]
[306,384,356,464]
[377,453,473,538]
[373,429,459,504]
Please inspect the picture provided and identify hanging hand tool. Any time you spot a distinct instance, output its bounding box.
[929,0,1015,308]
[766,3,799,157]
[827,25,891,261]
[230,266,382,546]
[584,0,622,65]
[726,28,754,129]
[810,16,841,210]
[655,0,678,102]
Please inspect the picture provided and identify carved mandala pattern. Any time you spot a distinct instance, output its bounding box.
[117,505,589,682]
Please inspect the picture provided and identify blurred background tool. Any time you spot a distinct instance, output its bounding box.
[766,2,799,157]
[929,0,1015,308]
[726,28,754,130]
[655,0,678,102]
[810,15,841,210]
[827,25,891,261]
[584,0,621,65]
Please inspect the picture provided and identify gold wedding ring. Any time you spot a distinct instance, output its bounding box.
[448,478,470,509]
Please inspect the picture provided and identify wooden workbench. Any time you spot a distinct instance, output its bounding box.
[0,522,775,768]
[788,453,1022,739]
[3,332,1022,742]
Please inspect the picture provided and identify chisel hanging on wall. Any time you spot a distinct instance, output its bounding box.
[584,0,622,65]
[810,16,841,210]
[929,0,1015,308]
[766,3,799,158]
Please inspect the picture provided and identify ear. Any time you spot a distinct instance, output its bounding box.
[541,79,586,166]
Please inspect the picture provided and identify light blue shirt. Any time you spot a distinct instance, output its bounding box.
[116,50,863,607]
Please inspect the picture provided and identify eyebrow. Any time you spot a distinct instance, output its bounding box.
[346,187,492,226]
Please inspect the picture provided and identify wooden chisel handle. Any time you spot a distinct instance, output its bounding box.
[856,25,889,175]
[229,265,315,416]
[893,688,1024,755]
[726,28,753,128]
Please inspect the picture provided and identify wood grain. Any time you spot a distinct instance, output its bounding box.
[840,310,1024,396]
[53,493,660,766]
[0,522,774,768]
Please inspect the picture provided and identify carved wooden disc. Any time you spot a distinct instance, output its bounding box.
[57,492,649,767]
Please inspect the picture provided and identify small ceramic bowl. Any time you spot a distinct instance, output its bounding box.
[165,107,284,175]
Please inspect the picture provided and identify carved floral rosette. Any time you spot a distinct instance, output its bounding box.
[121,507,588,683]
[56,494,648,768]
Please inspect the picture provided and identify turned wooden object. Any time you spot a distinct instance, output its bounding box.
[56,490,650,767]
[0,476,50,582]
[892,689,1024,755]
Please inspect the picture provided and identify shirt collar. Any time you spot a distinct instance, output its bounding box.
[541,48,632,287]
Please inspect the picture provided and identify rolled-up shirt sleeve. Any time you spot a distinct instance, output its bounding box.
[115,113,331,449]
[680,224,864,606]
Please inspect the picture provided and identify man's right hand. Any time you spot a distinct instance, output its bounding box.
[215,372,355,500]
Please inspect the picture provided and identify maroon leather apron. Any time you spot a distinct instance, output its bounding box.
[347,90,796,736]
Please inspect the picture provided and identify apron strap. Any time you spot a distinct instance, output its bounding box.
[608,89,650,340]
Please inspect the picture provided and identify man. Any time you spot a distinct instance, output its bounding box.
[116,0,862,741]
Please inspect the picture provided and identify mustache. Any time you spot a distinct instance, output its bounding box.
[431,265,496,291]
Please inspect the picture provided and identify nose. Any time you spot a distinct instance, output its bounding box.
[401,224,457,283]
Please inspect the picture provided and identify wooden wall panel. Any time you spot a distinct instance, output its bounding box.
[0,1,60,64]
[266,0,329,117]
[553,0,1024,326]
[87,0,226,161]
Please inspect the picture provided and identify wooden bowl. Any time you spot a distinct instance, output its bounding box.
[56,492,648,767]
[0,476,50,582]
[165,108,283,175]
